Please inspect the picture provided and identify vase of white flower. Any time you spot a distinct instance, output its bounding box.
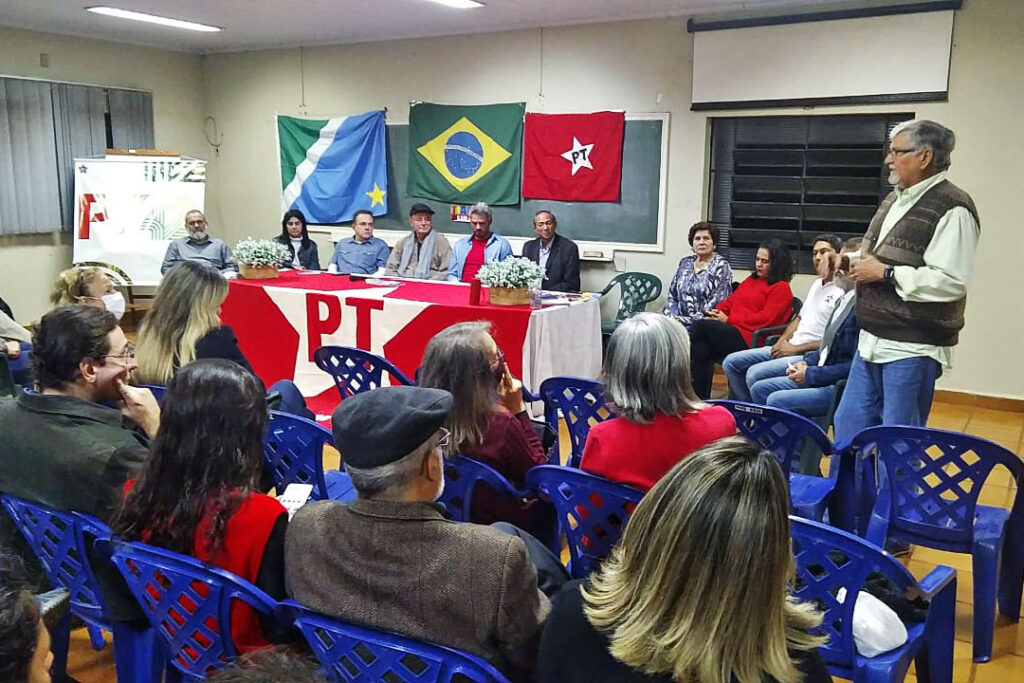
[234,238,290,280]
[476,257,545,307]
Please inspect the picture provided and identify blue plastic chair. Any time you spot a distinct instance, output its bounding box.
[99,539,287,681]
[263,410,356,503]
[790,516,957,682]
[527,465,644,578]
[438,455,530,523]
[281,601,510,682]
[314,345,414,402]
[538,376,613,467]
[709,400,837,522]
[0,496,161,682]
[845,426,1024,662]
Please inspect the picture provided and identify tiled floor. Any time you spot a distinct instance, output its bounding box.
[63,396,1024,682]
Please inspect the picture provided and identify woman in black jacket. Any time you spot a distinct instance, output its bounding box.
[274,209,321,270]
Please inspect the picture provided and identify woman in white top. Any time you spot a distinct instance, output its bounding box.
[274,209,321,270]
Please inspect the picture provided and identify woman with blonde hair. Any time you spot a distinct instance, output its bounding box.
[49,267,125,319]
[136,261,308,416]
[580,312,735,490]
[539,437,830,683]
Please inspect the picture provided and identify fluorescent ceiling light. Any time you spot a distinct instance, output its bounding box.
[86,6,222,32]
[422,0,485,8]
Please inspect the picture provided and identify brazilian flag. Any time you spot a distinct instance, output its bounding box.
[408,102,525,206]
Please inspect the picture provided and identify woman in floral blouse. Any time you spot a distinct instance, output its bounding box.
[663,222,733,326]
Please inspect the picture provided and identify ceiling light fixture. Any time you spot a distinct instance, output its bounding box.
[422,0,485,9]
[85,6,222,32]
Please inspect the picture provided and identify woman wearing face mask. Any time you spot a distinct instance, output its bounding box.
[419,321,549,535]
[273,209,321,271]
[49,267,126,320]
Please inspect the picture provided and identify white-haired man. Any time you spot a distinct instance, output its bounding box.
[834,119,980,443]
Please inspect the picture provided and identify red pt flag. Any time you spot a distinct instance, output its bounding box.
[522,111,624,201]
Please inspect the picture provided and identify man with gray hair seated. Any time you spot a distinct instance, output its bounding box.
[834,119,980,443]
[285,386,550,681]
[447,202,513,282]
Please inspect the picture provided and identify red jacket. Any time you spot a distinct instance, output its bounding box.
[580,406,737,490]
[125,482,286,654]
[462,407,550,536]
[717,276,794,345]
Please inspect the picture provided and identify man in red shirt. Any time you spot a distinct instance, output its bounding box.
[447,203,513,282]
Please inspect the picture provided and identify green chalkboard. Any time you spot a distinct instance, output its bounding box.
[370,117,665,245]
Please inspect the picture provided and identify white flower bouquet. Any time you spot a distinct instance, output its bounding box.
[234,238,290,279]
[476,257,544,289]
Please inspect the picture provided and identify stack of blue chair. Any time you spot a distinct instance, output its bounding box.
[844,425,1024,662]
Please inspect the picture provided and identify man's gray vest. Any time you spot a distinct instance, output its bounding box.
[856,179,979,346]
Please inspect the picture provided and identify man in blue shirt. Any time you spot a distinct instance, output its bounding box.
[161,210,236,274]
[447,203,513,282]
[328,210,390,275]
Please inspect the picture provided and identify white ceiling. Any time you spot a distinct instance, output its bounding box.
[0,0,862,54]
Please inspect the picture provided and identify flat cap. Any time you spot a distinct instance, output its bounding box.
[409,202,435,216]
[332,386,453,469]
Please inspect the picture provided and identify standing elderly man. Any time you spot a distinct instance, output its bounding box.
[447,202,513,282]
[328,209,390,275]
[161,209,236,274]
[286,386,550,681]
[834,119,980,443]
[521,210,581,292]
[384,203,453,280]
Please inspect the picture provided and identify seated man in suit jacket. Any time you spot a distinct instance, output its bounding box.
[521,210,581,292]
[286,386,550,682]
[747,240,862,417]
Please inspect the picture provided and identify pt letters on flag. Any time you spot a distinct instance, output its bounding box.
[408,102,525,205]
[522,111,625,201]
[279,110,388,223]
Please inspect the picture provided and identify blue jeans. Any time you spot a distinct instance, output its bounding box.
[750,374,836,418]
[722,347,800,402]
[833,353,942,445]
[268,379,314,421]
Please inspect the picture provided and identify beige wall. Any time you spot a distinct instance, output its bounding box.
[199,0,1021,398]
[0,0,1019,397]
[0,26,205,319]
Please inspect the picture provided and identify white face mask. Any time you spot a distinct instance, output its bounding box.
[102,292,126,320]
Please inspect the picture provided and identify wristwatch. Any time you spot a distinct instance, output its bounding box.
[883,266,895,281]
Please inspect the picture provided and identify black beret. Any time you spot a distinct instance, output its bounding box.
[332,386,453,469]
[409,202,435,216]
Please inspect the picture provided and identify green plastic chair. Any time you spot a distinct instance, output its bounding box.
[598,272,662,335]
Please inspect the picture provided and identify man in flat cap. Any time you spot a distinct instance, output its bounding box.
[285,386,550,681]
[384,203,453,280]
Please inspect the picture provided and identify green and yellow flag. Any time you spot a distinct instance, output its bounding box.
[407,102,525,205]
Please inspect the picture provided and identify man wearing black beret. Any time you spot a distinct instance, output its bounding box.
[285,386,549,681]
[383,202,453,280]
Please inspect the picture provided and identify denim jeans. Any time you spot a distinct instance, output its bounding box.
[268,379,314,421]
[833,353,942,445]
[722,346,800,402]
[750,375,836,418]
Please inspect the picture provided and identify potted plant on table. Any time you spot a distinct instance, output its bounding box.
[476,257,545,306]
[233,238,289,280]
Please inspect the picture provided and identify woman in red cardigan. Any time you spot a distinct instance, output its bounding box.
[419,321,550,536]
[114,359,289,654]
[688,240,794,399]
[580,313,736,490]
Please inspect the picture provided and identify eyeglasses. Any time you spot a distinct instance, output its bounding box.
[887,147,919,158]
[103,342,136,362]
[437,427,451,450]
[491,347,506,371]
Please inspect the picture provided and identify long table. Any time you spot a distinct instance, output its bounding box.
[220,271,602,417]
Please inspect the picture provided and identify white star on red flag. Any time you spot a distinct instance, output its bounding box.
[560,137,595,176]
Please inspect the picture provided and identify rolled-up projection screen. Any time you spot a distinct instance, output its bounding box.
[691,10,954,110]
